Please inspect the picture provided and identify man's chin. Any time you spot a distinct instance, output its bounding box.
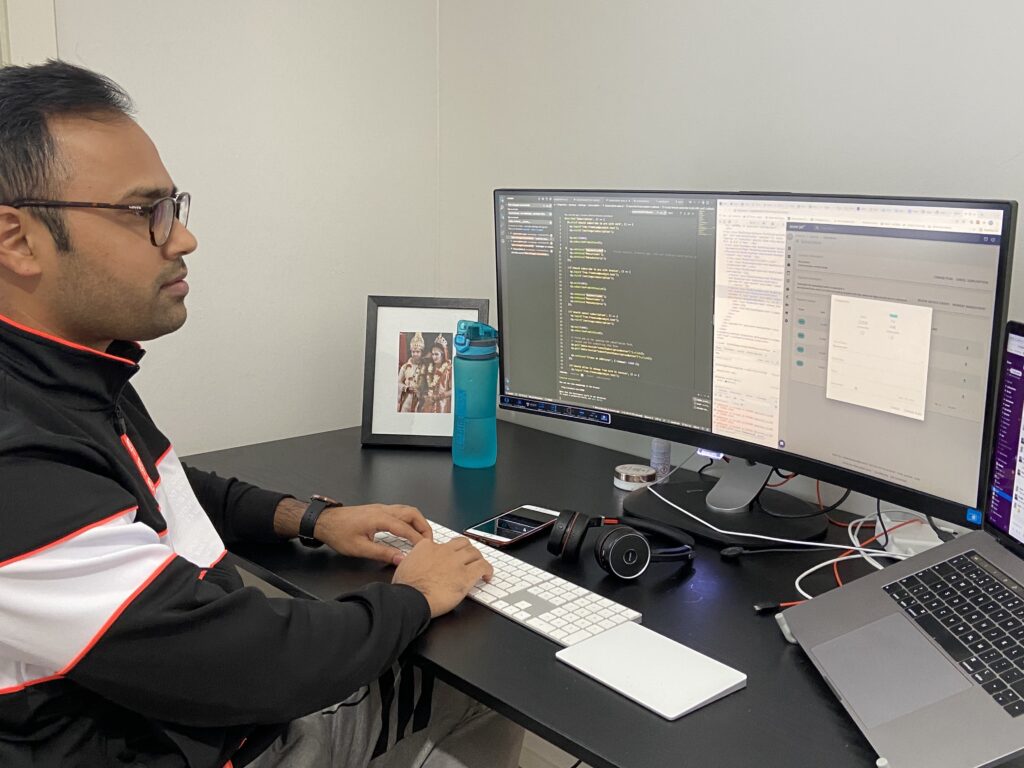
[135,306,188,342]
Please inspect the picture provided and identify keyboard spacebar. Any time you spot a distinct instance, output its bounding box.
[915,614,971,662]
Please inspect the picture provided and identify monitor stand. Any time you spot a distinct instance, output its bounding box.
[621,459,828,548]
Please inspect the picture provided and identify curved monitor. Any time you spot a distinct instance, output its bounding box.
[494,190,1015,539]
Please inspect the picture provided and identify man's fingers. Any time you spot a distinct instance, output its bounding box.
[355,540,409,565]
[473,557,494,584]
[380,516,424,545]
[392,506,432,539]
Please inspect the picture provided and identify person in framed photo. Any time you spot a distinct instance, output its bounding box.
[0,61,522,768]
[397,331,429,413]
[423,334,453,414]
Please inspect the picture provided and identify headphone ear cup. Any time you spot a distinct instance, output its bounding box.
[595,525,652,580]
[547,510,576,557]
[548,510,596,563]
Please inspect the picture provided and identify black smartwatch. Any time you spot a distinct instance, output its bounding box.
[298,494,340,548]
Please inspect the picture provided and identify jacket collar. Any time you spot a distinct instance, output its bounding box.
[0,313,144,407]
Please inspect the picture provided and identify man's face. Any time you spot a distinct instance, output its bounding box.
[410,347,422,362]
[35,115,197,346]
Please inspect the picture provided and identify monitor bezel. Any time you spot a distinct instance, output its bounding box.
[494,188,1017,528]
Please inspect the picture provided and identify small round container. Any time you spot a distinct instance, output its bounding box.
[613,463,657,491]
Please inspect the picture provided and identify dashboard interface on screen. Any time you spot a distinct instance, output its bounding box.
[496,191,1010,509]
[988,329,1024,543]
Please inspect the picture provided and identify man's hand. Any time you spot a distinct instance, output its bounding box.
[314,504,432,565]
[392,537,494,617]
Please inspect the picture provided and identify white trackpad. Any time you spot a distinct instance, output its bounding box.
[555,622,746,720]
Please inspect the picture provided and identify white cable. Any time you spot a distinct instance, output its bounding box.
[793,549,908,600]
[849,516,885,571]
[657,446,700,484]
[647,485,910,557]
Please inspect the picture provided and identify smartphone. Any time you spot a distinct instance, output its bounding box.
[463,505,559,547]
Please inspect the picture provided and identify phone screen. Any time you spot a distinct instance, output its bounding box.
[465,505,558,543]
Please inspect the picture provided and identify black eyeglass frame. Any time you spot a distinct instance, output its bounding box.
[0,191,191,247]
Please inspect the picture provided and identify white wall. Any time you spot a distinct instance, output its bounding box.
[52,0,440,455]
[9,2,1024,513]
[436,0,1024,512]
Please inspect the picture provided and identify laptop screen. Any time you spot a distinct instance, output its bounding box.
[988,327,1024,545]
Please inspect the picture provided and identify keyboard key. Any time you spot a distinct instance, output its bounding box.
[973,669,997,685]
[1002,668,1024,685]
[915,614,971,662]
[994,690,1020,706]
[984,678,1007,694]
[981,649,1003,663]
[961,657,985,674]
[991,658,1013,674]
[1005,701,1024,717]
[950,554,971,569]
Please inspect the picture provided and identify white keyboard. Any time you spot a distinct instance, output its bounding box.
[375,521,642,646]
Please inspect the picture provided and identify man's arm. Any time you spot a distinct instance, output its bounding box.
[181,463,292,545]
[0,455,434,727]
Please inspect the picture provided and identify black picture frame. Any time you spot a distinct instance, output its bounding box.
[361,295,490,447]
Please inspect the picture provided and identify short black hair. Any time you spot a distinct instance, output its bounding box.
[0,60,134,250]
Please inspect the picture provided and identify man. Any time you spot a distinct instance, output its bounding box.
[0,61,523,768]
[398,332,428,412]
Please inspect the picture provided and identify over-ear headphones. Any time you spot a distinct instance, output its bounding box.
[547,509,695,580]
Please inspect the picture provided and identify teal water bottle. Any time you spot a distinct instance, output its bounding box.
[452,320,499,468]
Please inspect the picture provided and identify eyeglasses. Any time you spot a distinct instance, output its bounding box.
[1,191,191,247]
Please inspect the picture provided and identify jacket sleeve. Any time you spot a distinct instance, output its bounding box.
[0,458,432,728]
[181,463,291,544]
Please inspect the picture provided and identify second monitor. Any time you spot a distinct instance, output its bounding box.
[494,190,1015,545]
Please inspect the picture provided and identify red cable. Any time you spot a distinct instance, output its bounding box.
[832,518,922,586]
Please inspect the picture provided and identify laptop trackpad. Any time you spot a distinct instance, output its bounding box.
[812,613,972,730]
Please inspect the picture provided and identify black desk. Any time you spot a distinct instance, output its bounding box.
[187,422,875,768]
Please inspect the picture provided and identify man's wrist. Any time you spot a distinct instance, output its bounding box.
[299,495,341,547]
[272,497,308,539]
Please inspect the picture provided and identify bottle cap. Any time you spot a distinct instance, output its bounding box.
[613,463,657,491]
[454,320,499,359]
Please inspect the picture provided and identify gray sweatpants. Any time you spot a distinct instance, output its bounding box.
[247,663,524,768]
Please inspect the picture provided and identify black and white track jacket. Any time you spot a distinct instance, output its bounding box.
[0,315,432,767]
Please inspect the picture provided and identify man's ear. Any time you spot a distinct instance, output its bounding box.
[0,207,42,278]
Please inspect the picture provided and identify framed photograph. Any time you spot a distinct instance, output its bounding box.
[361,295,490,447]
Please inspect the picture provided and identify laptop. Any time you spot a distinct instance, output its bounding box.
[780,320,1024,768]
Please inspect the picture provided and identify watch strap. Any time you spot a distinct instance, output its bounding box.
[299,495,339,547]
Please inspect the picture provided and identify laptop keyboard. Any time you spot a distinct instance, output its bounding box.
[884,550,1024,717]
[375,520,642,646]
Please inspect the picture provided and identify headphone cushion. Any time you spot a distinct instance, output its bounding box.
[548,510,595,562]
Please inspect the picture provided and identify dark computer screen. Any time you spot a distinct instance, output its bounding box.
[495,190,1015,528]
